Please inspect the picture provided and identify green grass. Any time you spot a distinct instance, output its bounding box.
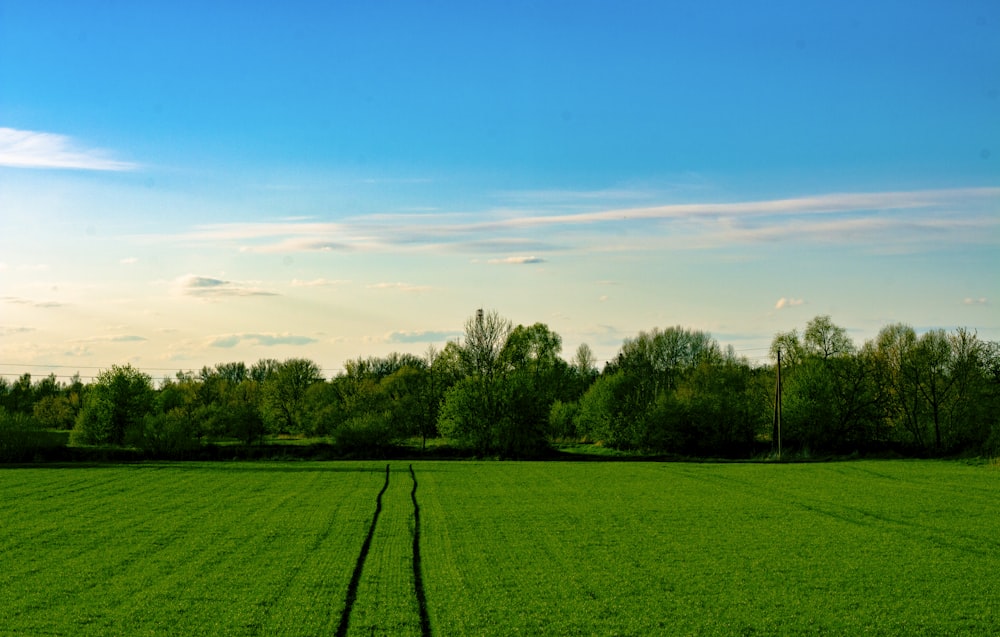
[0,463,387,636]
[417,460,1000,635]
[346,467,424,636]
[1,460,997,635]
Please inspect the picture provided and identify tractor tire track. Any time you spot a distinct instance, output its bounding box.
[335,464,391,637]
[410,464,432,637]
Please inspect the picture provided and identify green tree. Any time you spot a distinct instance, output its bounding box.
[128,374,205,456]
[803,315,854,359]
[770,316,882,453]
[437,311,552,456]
[942,329,994,449]
[262,358,324,434]
[591,326,723,452]
[437,310,511,454]
[873,323,924,447]
[214,361,249,385]
[8,373,34,414]
[500,322,571,447]
[250,358,281,383]
[574,370,644,449]
[33,374,61,404]
[72,364,154,445]
[769,329,805,367]
[913,329,959,450]
[548,399,579,440]
[302,381,342,436]
[33,395,76,430]
[610,326,721,401]
[572,343,598,378]
[437,375,499,454]
[462,308,512,379]
[224,379,268,445]
[0,407,59,462]
[670,358,767,456]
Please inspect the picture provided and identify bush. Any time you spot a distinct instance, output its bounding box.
[548,400,578,440]
[70,398,114,445]
[33,395,76,430]
[126,411,203,457]
[0,409,64,462]
[331,412,399,455]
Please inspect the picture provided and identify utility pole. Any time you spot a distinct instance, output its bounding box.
[772,348,782,460]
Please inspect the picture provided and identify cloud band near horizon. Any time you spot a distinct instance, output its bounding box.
[152,186,999,256]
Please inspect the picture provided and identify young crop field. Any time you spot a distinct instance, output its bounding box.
[1,460,997,635]
[0,463,389,636]
[418,460,1000,635]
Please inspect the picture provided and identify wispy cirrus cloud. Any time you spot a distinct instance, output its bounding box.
[2,296,64,308]
[0,127,137,171]
[77,334,148,344]
[963,297,989,306]
[487,256,546,265]
[0,326,35,336]
[367,282,432,293]
[174,275,277,298]
[155,187,1000,257]
[386,330,463,344]
[472,188,1000,230]
[291,278,351,287]
[209,333,318,348]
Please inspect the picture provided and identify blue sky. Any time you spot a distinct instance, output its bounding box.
[1,0,997,380]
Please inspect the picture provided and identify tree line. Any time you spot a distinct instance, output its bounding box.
[1,311,998,461]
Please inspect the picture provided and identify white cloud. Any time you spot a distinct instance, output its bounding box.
[239,238,351,254]
[963,297,989,306]
[2,296,64,308]
[496,187,657,206]
[209,333,318,348]
[174,274,277,298]
[153,187,999,258]
[0,127,137,171]
[386,330,462,344]
[0,326,35,336]
[291,278,351,287]
[367,282,432,293]
[478,188,1000,230]
[63,345,93,358]
[120,257,139,265]
[487,256,546,265]
[775,297,805,310]
[77,334,148,344]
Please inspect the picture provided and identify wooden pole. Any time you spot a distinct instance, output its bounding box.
[772,348,782,459]
[774,348,781,460]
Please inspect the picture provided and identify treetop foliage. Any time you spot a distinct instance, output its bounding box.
[2,311,998,460]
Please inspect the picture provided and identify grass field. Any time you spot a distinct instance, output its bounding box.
[1,460,997,635]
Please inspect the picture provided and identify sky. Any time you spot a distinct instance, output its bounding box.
[1,0,998,382]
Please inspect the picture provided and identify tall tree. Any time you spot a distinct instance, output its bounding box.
[462,309,512,379]
[914,329,958,450]
[438,311,551,456]
[803,315,854,359]
[72,364,154,445]
[770,316,883,452]
[262,358,324,434]
[873,323,924,447]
